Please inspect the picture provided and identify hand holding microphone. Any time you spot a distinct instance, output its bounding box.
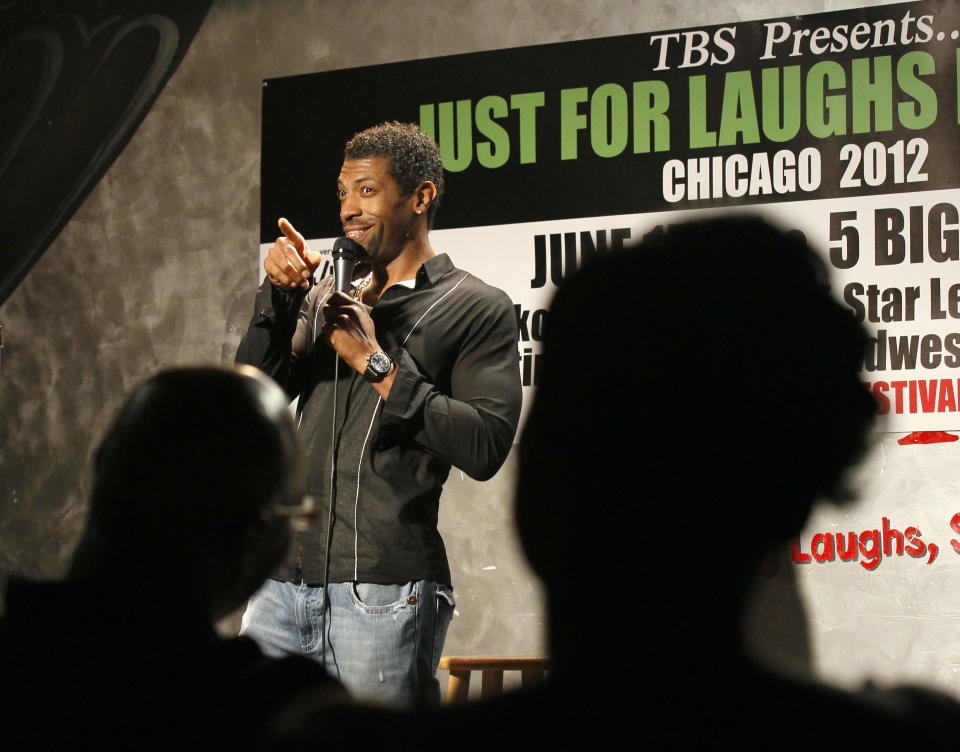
[323,236,392,386]
[331,236,361,294]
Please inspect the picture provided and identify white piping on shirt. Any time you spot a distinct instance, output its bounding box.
[352,272,471,580]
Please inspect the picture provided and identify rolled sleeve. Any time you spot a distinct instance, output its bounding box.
[379,294,521,481]
[235,276,311,398]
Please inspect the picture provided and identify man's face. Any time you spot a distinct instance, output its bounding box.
[337,156,414,262]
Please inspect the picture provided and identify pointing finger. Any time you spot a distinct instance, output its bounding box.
[278,217,306,255]
[271,236,307,275]
[278,217,321,273]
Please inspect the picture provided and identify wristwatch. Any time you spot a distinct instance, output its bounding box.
[364,351,394,382]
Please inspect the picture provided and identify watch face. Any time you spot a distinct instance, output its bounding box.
[369,351,392,375]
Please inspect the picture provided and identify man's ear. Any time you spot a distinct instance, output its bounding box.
[412,181,437,215]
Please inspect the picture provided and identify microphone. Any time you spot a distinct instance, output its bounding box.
[332,237,361,294]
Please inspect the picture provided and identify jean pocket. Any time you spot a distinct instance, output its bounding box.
[431,584,455,669]
[351,581,417,614]
[435,584,455,610]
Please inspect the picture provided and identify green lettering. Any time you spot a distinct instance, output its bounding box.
[688,76,716,148]
[475,96,510,168]
[437,100,473,172]
[510,92,545,164]
[419,103,435,141]
[632,80,670,153]
[761,66,801,142]
[718,70,761,146]
[560,87,589,160]
[807,61,847,138]
[897,51,937,130]
[590,83,629,158]
[852,56,893,134]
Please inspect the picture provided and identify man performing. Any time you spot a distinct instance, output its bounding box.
[236,121,522,706]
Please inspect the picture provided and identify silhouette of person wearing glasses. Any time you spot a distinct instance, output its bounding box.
[0,366,342,748]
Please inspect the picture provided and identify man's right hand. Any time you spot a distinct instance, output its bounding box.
[264,217,323,290]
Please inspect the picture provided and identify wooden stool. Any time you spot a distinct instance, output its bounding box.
[437,656,550,703]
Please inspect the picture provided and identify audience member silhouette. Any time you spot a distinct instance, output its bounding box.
[504,216,960,746]
[0,366,343,748]
[268,217,960,748]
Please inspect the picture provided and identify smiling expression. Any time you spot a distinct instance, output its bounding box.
[337,156,417,263]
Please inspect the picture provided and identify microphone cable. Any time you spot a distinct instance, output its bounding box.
[303,279,339,672]
[320,347,339,670]
[316,238,358,672]
[294,272,341,675]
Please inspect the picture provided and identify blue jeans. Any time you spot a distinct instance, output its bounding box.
[240,579,455,707]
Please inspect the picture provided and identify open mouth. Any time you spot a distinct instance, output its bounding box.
[344,227,371,246]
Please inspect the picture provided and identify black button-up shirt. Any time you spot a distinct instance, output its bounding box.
[237,254,522,585]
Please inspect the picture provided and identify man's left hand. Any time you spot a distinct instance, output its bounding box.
[321,291,382,375]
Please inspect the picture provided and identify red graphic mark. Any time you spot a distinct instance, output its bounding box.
[898,431,959,445]
[950,513,960,556]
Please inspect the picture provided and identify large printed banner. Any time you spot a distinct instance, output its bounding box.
[261,0,960,431]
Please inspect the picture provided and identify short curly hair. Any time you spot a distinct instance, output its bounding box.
[344,121,445,228]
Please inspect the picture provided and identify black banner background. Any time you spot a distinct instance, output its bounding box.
[261,0,960,241]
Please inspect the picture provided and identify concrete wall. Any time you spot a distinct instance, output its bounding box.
[5,0,955,697]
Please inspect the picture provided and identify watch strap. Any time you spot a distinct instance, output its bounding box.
[363,351,393,382]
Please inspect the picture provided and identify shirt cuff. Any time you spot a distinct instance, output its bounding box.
[379,347,432,440]
[253,275,308,326]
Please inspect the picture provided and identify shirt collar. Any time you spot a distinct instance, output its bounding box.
[349,254,453,295]
[416,253,454,286]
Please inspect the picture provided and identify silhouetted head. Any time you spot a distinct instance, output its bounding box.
[517,217,876,606]
[73,365,305,621]
[344,121,444,228]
